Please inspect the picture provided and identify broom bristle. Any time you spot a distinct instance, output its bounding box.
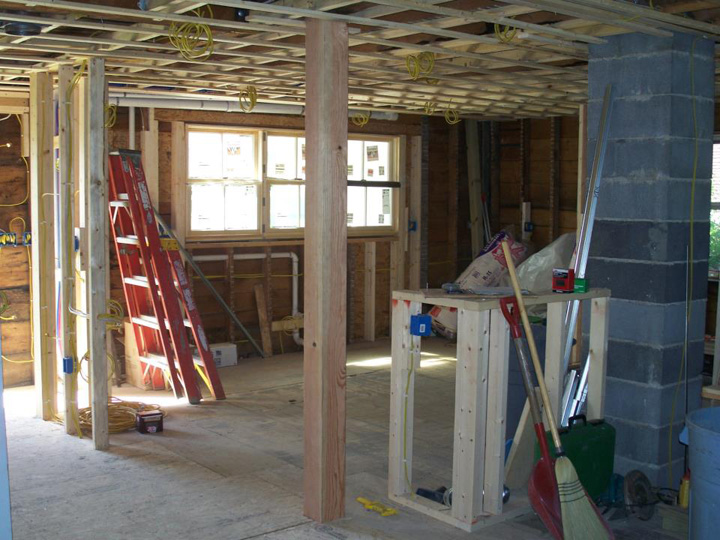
[556,456,612,540]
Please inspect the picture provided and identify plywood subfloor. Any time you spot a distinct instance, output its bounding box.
[5,338,676,539]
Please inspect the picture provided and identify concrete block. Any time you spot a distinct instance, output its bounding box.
[604,338,705,386]
[586,137,713,181]
[604,376,702,427]
[613,454,685,489]
[609,417,686,465]
[586,257,709,303]
[590,220,710,264]
[593,178,711,221]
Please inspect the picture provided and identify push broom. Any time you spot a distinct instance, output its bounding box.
[501,240,613,540]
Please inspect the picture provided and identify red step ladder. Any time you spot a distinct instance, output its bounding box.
[108,149,225,403]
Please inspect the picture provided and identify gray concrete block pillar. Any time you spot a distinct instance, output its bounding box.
[587,33,714,487]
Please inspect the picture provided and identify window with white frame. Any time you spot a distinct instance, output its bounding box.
[186,126,397,238]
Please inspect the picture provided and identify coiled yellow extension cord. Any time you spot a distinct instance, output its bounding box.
[77,397,166,435]
[169,6,214,61]
[494,18,518,43]
[405,52,435,81]
[351,111,370,127]
[238,85,258,113]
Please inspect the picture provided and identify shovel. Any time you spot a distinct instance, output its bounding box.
[500,297,563,540]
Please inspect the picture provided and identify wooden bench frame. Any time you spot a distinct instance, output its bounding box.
[388,288,611,532]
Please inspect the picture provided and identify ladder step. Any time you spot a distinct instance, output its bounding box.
[124,275,149,288]
[132,315,192,330]
[140,353,205,369]
[118,193,129,200]
[117,235,140,246]
[110,200,128,208]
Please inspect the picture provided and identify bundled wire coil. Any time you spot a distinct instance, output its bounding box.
[104,104,117,128]
[423,101,437,116]
[444,103,461,125]
[494,19,518,43]
[77,397,166,434]
[406,51,435,81]
[238,85,258,112]
[351,110,370,127]
[169,6,215,61]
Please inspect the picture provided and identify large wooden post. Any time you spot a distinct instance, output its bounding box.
[87,58,109,450]
[29,72,55,421]
[303,18,348,523]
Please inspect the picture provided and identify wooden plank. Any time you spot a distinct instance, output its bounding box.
[0,337,12,537]
[226,248,235,343]
[170,121,187,244]
[490,121,501,233]
[574,104,588,367]
[544,301,566,423]
[451,308,489,524]
[587,296,609,421]
[57,65,76,435]
[140,108,160,205]
[408,135,422,289]
[29,71,56,421]
[389,135,407,303]
[504,399,535,490]
[20,113,29,157]
[549,116,560,243]
[483,308,510,515]
[465,120,483,258]
[388,298,421,498]
[364,242,376,342]
[303,18,348,524]
[254,283,273,357]
[87,58,108,450]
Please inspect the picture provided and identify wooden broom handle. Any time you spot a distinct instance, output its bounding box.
[501,240,563,451]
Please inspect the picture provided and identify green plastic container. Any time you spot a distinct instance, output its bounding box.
[534,415,615,500]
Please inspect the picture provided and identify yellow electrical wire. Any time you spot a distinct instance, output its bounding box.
[444,103,461,125]
[169,6,214,61]
[104,104,117,128]
[351,111,370,127]
[406,52,435,81]
[667,36,698,489]
[423,101,437,116]
[77,397,166,435]
[494,18,518,43]
[238,85,258,113]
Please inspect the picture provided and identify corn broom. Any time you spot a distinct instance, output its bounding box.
[501,240,612,540]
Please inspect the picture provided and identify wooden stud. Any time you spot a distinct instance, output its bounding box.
[451,308,490,524]
[170,121,187,244]
[20,113,29,157]
[573,105,588,367]
[408,135,422,289]
[140,107,159,205]
[389,135,407,298]
[254,283,273,357]
[0,346,11,536]
[29,72,55,421]
[303,18,348,524]
[587,297,609,420]
[447,123,459,279]
[263,246,273,329]
[544,301,566,422]
[364,242,376,342]
[483,308,510,515]
[388,298,421,498]
[87,58,108,450]
[465,120,483,259]
[549,116,561,244]
[226,248,235,344]
[57,65,76,435]
[490,122,500,233]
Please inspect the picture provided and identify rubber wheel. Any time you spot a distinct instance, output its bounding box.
[623,469,655,521]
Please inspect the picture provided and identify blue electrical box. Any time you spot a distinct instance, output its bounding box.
[410,314,432,337]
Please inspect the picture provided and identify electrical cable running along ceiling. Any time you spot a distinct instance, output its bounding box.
[0,0,718,121]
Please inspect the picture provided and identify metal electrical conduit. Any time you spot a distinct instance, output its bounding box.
[192,252,303,347]
[108,94,400,121]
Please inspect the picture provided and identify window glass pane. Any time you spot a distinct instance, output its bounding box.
[347,186,366,227]
[366,187,392,227]
[711,209,720,271]
[270,184,302,229]
[188,132,222,179]
[190,184,224,230]
[348,140,363,181]
[224,184,257,230]
[268,135,297,179]
[363,141,390,181]
[713,143,720,203]
[297,138,306,180]
[222,133,255,179]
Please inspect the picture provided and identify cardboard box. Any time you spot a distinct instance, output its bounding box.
[202,342,238,368]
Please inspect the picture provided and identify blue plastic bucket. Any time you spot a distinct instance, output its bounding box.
[688,407,720,539]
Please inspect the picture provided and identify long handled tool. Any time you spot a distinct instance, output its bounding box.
[501,240,613,540]
[500,296,562,540]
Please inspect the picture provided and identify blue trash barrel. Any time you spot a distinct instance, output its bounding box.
[688,407,720,539]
